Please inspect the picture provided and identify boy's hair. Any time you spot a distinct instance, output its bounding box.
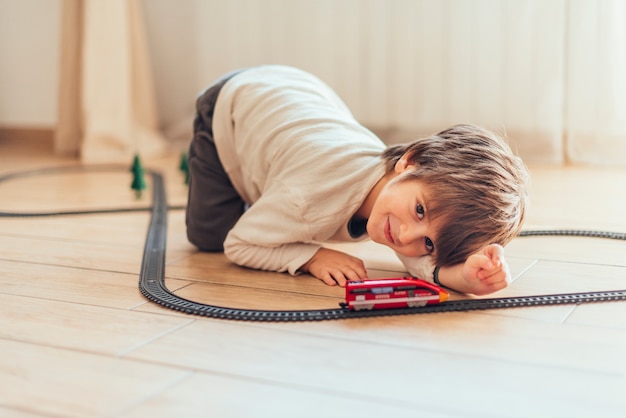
[382,124,529,267]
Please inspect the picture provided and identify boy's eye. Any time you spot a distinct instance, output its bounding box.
[425,237,435,253]
[415,203,425,219]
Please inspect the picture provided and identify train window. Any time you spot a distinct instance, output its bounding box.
[349,288,370,295]
[370,286,394,294]
[395,285,417,291]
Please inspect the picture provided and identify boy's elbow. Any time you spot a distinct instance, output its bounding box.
[223,241,258,269]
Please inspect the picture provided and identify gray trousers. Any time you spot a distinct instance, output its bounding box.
[186,71,246,251]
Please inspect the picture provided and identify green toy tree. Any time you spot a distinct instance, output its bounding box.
[130,154,147,198]
[179,152,189,185]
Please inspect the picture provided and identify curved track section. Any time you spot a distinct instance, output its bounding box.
[3,165,626,322]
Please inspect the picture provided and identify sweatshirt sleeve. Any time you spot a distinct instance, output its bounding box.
[395,253,436,283]
[223,184,323,276]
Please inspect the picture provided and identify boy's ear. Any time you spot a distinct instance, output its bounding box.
[394,153,412,173]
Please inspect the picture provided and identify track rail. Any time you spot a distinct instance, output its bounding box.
[3,165,626,322]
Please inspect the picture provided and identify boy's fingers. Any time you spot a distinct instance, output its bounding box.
[324,278,338,286]
[319,272,338,286]
[335,278,347,287]
[332,268,360,287]
[347,259,367,279]
[480,264,511,285]
[485,244,504,264]
[469,254,494,270]
[327,268,345,286]
[346,265,366,281]
[480,272,505,285]
[343,269,363,285]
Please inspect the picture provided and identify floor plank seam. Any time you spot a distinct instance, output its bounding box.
[0,257,141,276]
[511,258,539,283]
[0,335,150,363]
[0,291,189,324]
[0,232,145,249]
[560,304,578,324]
[108,370,196,418]
[116,319,196,357]
[0,231,146,248]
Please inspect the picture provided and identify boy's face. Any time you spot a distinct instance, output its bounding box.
[367,160,440,258]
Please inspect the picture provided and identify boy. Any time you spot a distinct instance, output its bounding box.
[186,65,528,296]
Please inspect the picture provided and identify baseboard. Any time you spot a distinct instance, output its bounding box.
[0,126,54,142]
[0,126,55,155]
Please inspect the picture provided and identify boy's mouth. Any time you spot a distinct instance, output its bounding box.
[385,217,395,245]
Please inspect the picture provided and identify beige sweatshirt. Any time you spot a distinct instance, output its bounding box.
[211,65,435,280]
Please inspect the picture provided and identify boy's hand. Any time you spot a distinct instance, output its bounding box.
[461,244,511,295]
[300,248,367,287]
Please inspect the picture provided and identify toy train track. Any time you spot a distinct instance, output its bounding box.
[2,165,626,322]
[138,172,626,320]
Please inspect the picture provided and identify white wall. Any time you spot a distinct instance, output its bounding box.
[0,0,60,127]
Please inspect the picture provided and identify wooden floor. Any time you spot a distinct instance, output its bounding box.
[1,136,626,418]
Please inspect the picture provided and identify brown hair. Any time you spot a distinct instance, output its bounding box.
[382,124,529,267]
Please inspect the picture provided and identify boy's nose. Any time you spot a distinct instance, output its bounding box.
[398,223,424,246]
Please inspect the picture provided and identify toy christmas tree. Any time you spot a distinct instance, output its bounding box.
[130,154,147,198]
[179,152,189,185]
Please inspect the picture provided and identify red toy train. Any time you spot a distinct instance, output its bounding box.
[343,277,448,310]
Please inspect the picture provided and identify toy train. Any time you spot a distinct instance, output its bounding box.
[342,277,449,310]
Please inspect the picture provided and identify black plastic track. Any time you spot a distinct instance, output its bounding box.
[3,165,626,322]
[519,229,626,240]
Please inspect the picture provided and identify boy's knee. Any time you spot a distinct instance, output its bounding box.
[186,226,224,252]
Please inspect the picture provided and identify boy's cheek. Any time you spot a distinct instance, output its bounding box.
[392,246,427,258]
[366,219,382,243]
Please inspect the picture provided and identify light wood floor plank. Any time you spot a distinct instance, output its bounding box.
[0,214,150,246]
[117,369,453,418]
[505,235,626,266]
[166,251,345,297]
[124,316,626,417]
[0,170,154,213]
[127,309,626,374]
[566,302,626,330]
[0,339,190,418]
[0,234,143,274]
[501,259,626,294]
[524,166,626,229]
[173,281,342,310]
[0,293,193,356]
[0,259,191,309]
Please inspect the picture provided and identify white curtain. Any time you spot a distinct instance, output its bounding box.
[55,0,166,162]
[566,0,626,165]
[170,0,625,166]
[57,0,626,166]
